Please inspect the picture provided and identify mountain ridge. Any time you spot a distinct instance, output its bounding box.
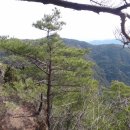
[63,38,130,86]
[1,38,129,86]
[89,39,122,45]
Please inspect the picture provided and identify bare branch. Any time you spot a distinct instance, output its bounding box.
[90,0,107,7]
[20,0,130,45]
[114,23,130,48]
[28,57,48,74]
[116,3,130,11]
[120,13,130,41]
[21,0,126,15]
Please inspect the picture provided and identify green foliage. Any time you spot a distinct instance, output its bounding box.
[0,37,99,129]
[102,81,130,130]
[0,8,99,130]
[33,8,65,32]
[1,7,130,130]
[63,39,130,86]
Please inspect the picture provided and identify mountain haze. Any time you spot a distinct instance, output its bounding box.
[89,39,122,45]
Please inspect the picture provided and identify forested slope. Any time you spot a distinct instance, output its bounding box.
[63,39,130,86]
[1,38,130,86]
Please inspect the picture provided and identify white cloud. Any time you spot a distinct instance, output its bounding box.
[0,0,121,41]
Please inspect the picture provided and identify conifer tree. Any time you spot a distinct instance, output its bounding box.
[0,8,98,130]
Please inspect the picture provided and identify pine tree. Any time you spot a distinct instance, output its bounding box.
[0,8,98,130]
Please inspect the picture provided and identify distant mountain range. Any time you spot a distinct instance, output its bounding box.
[89,39,122,45]
[63,38,130,86]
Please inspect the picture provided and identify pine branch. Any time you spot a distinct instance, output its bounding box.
[3,47,48,74]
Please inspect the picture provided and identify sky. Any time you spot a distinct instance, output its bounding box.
[0,0,123,42]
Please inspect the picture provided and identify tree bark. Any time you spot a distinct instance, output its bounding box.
[45,35,52,130]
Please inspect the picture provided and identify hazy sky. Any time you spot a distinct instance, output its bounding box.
[0,0,122,41]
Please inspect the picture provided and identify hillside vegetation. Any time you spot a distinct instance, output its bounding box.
[1,8,130,130]
[63,39,130,86]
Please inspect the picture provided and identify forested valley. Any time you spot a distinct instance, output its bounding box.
[1,8,130,130]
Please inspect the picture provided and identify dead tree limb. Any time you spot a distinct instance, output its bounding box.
[20,0,130,44]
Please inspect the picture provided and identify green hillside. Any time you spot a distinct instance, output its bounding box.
[1,38,130,86]
[63,39,130,86]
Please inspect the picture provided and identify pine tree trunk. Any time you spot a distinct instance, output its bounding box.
[46,42,52,130]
